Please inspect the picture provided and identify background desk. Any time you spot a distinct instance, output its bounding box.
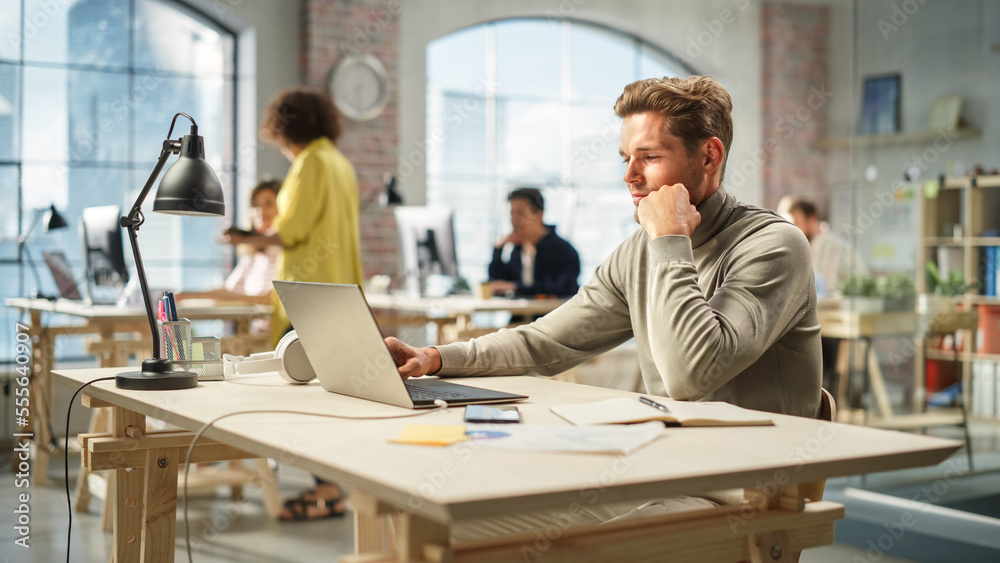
[817,306,977,428]
[5,297,271,486]
[55,367,959,563]
[365,293,566,343]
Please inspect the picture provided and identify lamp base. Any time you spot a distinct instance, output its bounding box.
[116,358,198,390]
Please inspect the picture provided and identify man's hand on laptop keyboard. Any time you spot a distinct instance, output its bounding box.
[384,337,442,379]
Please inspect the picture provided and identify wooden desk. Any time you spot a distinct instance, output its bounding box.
[365,293,566,343]
[4,297,270,487]
[817,306,977,429]
[55,367,959,563]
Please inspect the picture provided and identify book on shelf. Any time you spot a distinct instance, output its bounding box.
[972,360,997,418]
[550,397,774,427]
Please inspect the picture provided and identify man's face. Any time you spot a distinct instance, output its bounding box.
[788,210,819,242]
[510,198,541,235]
[620,111,708,223]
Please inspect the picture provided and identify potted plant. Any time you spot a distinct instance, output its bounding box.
[920,261,976,313]
[877,272,916,311]
[840,274,883,312]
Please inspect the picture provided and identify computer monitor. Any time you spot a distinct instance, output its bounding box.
[79,205,129,304]
[394,206,458,296]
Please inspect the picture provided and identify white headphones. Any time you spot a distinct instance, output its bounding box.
[222,330,317,384]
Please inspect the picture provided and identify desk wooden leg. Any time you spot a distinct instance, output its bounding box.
[30,318,53,485]
[141,447,179,563]
[112,407,146,563]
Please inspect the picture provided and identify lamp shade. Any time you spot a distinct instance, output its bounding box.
[153,134,225,217]
[42,204,68,231]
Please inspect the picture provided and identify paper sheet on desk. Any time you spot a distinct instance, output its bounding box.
[467,421,664,454]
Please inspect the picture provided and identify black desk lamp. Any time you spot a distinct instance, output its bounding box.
[17,204,69,299]
[116,112,225,391]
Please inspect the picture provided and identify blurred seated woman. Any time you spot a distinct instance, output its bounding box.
[177,179,281,307]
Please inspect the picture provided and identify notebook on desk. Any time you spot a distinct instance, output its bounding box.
[273,281,528,409]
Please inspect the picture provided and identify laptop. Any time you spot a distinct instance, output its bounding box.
[274,281,528,409]
[42,251,83,300]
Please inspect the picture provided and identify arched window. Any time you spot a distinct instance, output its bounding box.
[426,19,691,285]
[0,0,237,359]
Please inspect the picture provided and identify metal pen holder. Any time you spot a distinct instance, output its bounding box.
[158,319,223,380]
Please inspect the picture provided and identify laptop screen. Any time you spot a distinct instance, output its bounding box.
[42,251,83,300]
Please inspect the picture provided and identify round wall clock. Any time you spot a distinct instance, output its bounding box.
[328,54,389,121]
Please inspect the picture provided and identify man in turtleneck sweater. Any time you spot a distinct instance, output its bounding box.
[384,75,822,533]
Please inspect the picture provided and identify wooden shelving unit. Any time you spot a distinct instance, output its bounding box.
[918,173,1000,421]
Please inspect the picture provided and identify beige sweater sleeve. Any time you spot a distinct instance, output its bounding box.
[435,248,634,376]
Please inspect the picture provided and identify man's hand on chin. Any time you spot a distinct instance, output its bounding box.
[637,183,701,239]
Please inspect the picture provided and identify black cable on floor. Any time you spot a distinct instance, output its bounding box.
[64,376,115,563]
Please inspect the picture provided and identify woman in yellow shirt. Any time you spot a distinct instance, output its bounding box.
[226,87,363,520]
[228,88,364,347]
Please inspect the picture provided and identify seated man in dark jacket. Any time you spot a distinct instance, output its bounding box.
[488,187,580,298]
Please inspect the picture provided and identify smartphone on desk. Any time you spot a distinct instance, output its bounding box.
[464,404,520,424]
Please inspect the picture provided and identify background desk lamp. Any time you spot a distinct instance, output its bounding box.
[17,204,69,299]
[116,112,225,391]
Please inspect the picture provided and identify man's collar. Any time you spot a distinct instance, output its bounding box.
[690,187,733,248]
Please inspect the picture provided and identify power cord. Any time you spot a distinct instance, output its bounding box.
[64,376,116,563]
[183,399,450,563]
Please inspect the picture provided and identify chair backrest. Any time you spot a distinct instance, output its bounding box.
[799,388,837,503]
[818,387,837,422]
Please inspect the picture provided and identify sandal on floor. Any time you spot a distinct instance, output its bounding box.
[278,493,346,521]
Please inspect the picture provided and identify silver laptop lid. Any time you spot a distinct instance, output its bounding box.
[273,281,415,408]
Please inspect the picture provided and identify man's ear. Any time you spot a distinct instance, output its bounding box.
[703,137,725,175]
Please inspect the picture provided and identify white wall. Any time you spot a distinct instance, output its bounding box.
[839,0,1000,274]
[399,0,765,206]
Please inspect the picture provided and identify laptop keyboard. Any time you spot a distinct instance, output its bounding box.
[404,381,467,400]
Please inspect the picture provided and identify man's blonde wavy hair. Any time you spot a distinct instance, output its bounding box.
[614,76,733,185]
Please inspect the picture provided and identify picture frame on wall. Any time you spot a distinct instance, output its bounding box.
[860,73,901,135]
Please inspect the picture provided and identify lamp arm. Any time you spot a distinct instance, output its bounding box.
[121,145,178,360]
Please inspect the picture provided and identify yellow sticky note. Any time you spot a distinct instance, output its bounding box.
[391,425,468,446]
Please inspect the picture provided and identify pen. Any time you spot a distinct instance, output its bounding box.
[167,292,178,321]
[639,396,671,413]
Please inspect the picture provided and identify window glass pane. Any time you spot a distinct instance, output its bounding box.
[0,63,20,160]
[571,25,635,103]
[22,67,130,164]
[571,105,623,184]
[427,178,498,286]
[496,99,561,181]
[0,0,21,61]
[132,76,226,171]
[426,92,487,179]
[23,0,130,68]
[640,46,682,80]
[427,25,487,95]
[495,20,561,100]
[0,165,20,255]
[134,0,230,76]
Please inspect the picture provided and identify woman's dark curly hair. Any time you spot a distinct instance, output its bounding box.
[260,87,342,147]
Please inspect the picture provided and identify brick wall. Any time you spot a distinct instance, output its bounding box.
[761,2,830,213]
[302,0,401,280]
